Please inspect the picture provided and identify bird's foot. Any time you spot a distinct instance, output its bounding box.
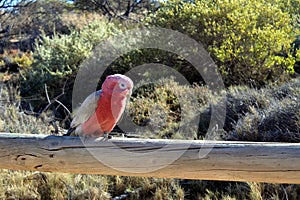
[103,133,113,139]
[109,132,128,138]
[103,133,114,140]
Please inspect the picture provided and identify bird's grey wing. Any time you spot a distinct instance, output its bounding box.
[70,90,102,128]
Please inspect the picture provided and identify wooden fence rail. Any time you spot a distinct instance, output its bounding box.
[0,133,300,184]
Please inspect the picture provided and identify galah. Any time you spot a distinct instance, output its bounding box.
[65,74,134,137]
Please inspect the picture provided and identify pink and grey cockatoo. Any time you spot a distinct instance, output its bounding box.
[65,74,134,137]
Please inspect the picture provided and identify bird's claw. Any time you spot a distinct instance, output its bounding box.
[103,133,113,139]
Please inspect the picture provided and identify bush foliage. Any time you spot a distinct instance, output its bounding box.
[224,77,300,142]
[146,0,298,86]
[20,19,120,110]
[0,50,33,73]
[128,77,300,142]
[17,0,300,114]
[129,78,214,139]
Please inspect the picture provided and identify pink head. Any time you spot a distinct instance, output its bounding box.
[102,74,134,97]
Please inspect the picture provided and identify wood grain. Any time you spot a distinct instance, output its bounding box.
[0,133,299,183]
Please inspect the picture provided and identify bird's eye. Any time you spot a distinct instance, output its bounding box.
[119,82,127,89]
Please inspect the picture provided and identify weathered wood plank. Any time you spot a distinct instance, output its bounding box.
[0,133,300,184]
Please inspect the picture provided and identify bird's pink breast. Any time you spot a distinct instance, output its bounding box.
[82,93,126,136]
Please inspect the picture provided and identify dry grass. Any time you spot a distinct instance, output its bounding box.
[0,170,185,200]
[0,84,54,135]
[1,169,300,200]
[128,77,300,142]
[225,77,300,142]
[0,170,110,200]
[129,78,215,140]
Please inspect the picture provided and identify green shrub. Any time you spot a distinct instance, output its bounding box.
[146,0,297,86]
[0,50,33,73]
[20,19,121,110]
[13,52,33,69]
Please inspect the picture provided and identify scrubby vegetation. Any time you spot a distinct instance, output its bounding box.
[129,76,300,142]
[20,19,120,111]
[146,0,299,86]
[0,0,299,199]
